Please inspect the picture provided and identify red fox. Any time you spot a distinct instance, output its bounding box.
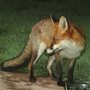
[0,16,85,86]
[46,16,86,86]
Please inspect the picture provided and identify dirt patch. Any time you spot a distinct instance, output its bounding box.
[0,71,64,90]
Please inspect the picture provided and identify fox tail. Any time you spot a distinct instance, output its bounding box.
[0,37,32,71]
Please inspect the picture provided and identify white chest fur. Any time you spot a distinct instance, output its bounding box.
[59,40,84,59]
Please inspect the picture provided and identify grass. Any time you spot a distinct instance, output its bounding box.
[0,0,90,82]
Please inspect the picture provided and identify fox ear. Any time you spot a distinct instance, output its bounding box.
[59,16,68,31]
[50,15,55,25]
[50,15,59,25]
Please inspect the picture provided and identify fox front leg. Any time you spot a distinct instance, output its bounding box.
[67,59,76,83]
[55,52,64,86]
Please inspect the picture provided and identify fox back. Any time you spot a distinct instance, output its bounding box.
[30,17,57,48]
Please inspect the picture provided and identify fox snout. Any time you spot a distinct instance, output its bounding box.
[47,44,61,54]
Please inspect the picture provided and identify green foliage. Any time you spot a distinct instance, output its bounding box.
[0,0,90,82]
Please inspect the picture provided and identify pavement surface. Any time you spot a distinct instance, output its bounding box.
[0,71,64,90]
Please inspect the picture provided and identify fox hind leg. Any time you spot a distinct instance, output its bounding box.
[28,50,37,82]
[28,42,47,82]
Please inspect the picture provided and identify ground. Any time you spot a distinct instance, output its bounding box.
[0,71,64,90]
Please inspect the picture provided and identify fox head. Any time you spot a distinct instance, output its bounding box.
[47,16,85,54]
